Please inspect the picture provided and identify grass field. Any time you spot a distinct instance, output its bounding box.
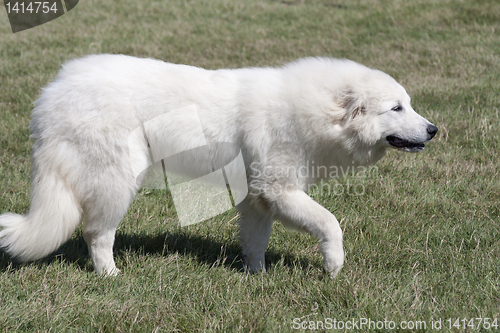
[1,0,499,331]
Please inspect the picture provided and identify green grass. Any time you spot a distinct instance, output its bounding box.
[1,0,499,331]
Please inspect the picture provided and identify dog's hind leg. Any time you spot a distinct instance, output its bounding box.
[82,172,137,276]
[237,199,274,273]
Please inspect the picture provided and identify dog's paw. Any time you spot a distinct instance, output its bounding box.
[244,264,266,275]
[243,254,266,274]
[106,267,121,276]
[96,266,121,277]
[320,242,344,279]
[325,264,342,279]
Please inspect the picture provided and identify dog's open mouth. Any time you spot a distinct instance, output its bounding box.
[386,135,425,152]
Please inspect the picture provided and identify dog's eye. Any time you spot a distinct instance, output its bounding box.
[391,105,403,112]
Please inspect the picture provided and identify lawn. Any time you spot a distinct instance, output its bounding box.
[0,0,499,331]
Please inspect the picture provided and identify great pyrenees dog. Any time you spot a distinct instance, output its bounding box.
[0,55,437,278]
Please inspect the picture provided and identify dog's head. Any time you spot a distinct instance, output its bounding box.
[338,66,438,153]
[283,58,438,165]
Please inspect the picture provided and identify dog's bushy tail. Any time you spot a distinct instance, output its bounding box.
[0,164,82,262]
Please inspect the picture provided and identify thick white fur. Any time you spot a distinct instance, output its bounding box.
[0,55,436,277]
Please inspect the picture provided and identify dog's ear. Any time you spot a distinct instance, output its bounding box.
[339,87,366,120]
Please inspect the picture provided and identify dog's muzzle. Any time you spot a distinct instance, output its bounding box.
[427,124,438,140]
[387,124,438,152]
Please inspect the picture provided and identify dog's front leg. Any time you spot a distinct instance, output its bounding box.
[237,199,274,273]
[271,189,344,278]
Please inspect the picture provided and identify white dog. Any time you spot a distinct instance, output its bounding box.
[0,55,437,277]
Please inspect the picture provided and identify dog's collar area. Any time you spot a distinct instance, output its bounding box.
[386,135,425,152]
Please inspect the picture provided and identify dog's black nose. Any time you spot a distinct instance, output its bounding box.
[427,124,438,139]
